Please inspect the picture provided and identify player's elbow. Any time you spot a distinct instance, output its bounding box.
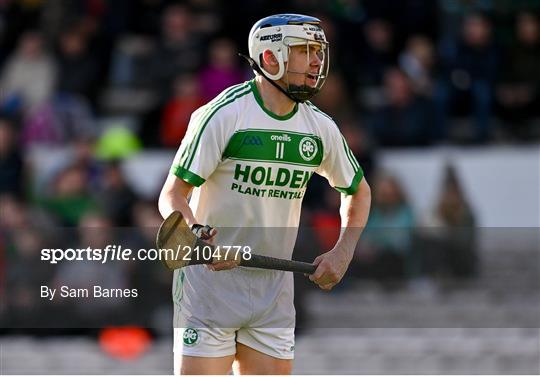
[158,175,176,219]
[157,189,169,220]
[357,178,371,201]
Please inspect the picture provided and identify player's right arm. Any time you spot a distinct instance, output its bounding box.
[158,97,240,271]
[159,175,237,271]
[158,174,197,226]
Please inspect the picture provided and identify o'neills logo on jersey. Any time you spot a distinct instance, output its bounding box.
[270,134,292,142]
[299,137,318,161]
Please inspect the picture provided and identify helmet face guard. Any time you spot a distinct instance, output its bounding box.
[282,38,329,102]
[247,14,330,102]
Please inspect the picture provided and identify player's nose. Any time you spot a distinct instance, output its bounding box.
[310,52,322,67]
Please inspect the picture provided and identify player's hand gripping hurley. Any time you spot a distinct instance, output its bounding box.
[156,211,316,274]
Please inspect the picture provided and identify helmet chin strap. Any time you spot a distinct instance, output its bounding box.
[239,53,314,103]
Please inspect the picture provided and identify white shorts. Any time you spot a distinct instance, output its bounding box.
[172,265,295,361]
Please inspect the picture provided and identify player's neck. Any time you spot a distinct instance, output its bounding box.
[255,76,296,116]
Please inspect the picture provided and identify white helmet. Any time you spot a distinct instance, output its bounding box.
[247,13,330,102]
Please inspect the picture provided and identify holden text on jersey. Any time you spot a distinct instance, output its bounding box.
[230,163,313,199]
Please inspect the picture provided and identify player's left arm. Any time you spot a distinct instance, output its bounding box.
[309,177,371,290]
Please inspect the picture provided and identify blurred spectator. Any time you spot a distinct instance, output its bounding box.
[352,173,415,284]
[40,163,98,226]
[123,200,171,326]
[127,0,167,36]
[97,161,137,226]
[311,72,353,116]
[0,232,4,316]
[198,38,244,102]
[108,35,156,88]
[2,196,51,329]
[19,55,97,147]
[5,226,53,328]
[94,125,142,160]
[310,187,341,252]
[399,35,436,96]
[434,13,499,142]
[72,136,102,189]
[0,194,28,230]
[0,31,57,115]
[51,212,131,325]
[150,4,203,98]
[496,11,540,138]
[0,118,24,196]
[56,28,99,100]
[50,95,96,142]
[369,67,435,147]
[356,18,396,87]
[159,73,205,148]
[339,117,374,180]
[19,101,61,147]
[417,166,477,280]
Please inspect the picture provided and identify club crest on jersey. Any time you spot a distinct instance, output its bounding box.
[242,135,263,146]
[183,328,200,346]
[298,137,318,161]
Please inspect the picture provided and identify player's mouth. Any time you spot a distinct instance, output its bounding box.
[306,73,317,86]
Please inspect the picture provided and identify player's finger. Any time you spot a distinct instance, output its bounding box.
[211,260,238,271]
[318,282,334,291]
[312,276,329,286]
[312,255,323,266]
[309,263,326,281]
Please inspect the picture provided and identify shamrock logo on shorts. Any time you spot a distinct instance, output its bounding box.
[183,328,199,346]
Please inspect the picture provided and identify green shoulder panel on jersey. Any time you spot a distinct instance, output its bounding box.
[306,101,360,172]
[222,129,323,167]
[177,82,251,169]
[183,85,253,170]
[171,165,206,187]
[306,101,364,194]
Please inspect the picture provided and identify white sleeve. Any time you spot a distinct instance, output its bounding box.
[170,106,231,186]
[316,121,364,195]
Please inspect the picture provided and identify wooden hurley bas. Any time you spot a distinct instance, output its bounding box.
[156,211,316,274]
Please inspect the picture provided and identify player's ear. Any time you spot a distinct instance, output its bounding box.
[262,49,278,67]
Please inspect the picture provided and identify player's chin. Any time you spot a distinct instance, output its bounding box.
[306,73,319,87]
[305,78,317,87]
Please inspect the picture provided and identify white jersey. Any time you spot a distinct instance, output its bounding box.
[170,79,363,260]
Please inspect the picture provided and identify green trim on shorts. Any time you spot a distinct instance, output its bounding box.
[173,270,185,304]
[171,165,206,187]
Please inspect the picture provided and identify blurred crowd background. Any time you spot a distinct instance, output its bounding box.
[0,0,539,360]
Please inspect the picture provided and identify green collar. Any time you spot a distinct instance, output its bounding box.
[249,80,298,121]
